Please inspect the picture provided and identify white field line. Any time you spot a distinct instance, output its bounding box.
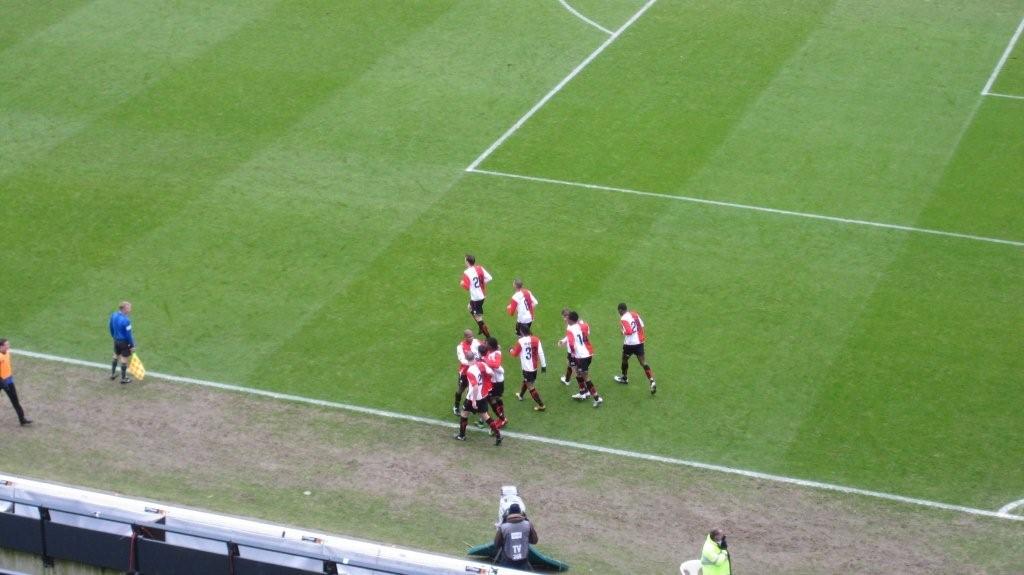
[998,498,1024,515]
[467,168,1024,248]
[13,348,1024,523]
[558,0,614,35]
[465,0,657,172]
[981,15,1024,95]
[985,91,1024,100]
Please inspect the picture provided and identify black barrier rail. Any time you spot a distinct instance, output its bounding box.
[0,488,501,575]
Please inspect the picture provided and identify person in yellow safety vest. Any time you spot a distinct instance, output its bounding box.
[701,529,731,575]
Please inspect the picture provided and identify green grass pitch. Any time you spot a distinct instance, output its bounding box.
[2,0,1022,514]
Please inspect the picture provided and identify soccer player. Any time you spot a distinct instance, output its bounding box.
[460,254,492,337]
[506,278,538,336]
[108,301,135,384]
[558,307,575,386]
[483,337,508,427]
[454,354,503,446]
[510,332,546,411]
[454,329,483,416]
[0,339,32,426]
[614,303,656,394]
[561,311,602,407]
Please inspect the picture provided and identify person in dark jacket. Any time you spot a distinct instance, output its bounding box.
[494,503,538,570]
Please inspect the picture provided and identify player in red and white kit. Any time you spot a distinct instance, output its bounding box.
[614,303,656,394]
[559,310,603,407]
[510,333,546,411]
[506,278,538,336]
[454,329,484,415]
[483,337,508,428]
[454,351,503,446]
[460,254,493,337]
[558,307,575,386]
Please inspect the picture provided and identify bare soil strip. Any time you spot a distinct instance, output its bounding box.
[1,357,1021,574]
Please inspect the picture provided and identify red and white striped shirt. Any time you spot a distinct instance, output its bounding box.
[566,321,594,359]
[483,349,505,383]
[510,335,546,372]
[466,360,494,400]
[460,265,492,302]
[619,311,646,346]
[457,338,483,375]
[506,288,538,323]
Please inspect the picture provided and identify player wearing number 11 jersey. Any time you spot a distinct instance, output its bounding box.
[460,254,493,337]
[510,334,546,411]
[506,278,538,336]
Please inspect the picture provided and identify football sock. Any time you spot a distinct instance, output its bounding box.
[564,366,573,381]
[111,359,118,375]
[453,391,462,408]
[620,361,629,376]
[488,418,501,437]
[643,364,654,380]
[519,382,529,396]
[120,364,127,379]
[480,322,491,337]
[586,381,599,398]
[459,417,468,435]
[529,388,543,406]
[493,399,505,420]
[576,377,587,393]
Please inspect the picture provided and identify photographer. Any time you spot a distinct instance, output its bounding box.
[494,503,538,570]
[701,528,731,575]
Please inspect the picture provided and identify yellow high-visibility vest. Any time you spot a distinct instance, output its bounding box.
[701,535,731,575]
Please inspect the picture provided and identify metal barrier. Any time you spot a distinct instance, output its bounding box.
[0,474,527,575]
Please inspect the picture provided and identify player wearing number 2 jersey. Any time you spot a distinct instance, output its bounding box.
[510,333,546,411]
[454,329,484,415]
[454,356,503,446]
[614,303,656,394]
[460,254,493,337]
[560,311,602,407]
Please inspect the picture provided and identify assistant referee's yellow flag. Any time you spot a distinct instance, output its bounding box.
[128,354,146,380]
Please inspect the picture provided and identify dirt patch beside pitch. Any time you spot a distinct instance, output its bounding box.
[1,356,1021,574]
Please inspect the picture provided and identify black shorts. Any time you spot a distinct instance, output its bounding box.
[488,380,505,399]
[522,370,537,383]
[462,397,491,414]
[114,340,133,358]
[575,357,592,372]
[566,353,576,367]
[469,299,485,315]
[622,343,645,357]
[516,322,532,336]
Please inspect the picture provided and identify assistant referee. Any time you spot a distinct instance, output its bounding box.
[108,301,135,384]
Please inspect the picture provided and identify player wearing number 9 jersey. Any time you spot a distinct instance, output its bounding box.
[460,254,493,337]
[614,303,656,394]
[562,311,602,407]
[510,334,546,411]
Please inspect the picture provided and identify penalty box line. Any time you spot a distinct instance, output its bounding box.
[13,348,1024,523]
[467,168,1024,249]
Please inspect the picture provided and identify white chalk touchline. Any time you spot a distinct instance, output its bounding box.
[468,168,1024,248]
[465,0,658,172]
[998,498,1024,515]
[985,91,1024,100]
[13,348,1024,523]
[981,16,1024,95]
[558,0,614,35]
